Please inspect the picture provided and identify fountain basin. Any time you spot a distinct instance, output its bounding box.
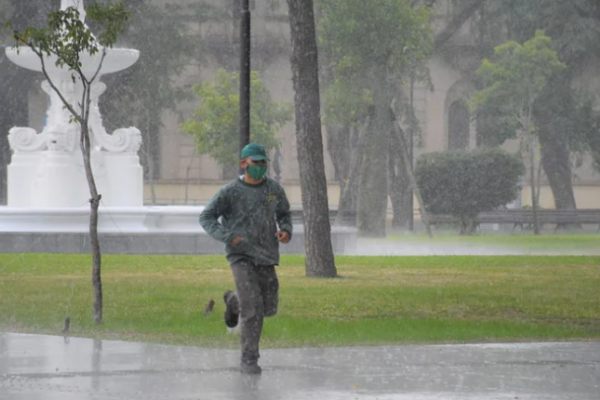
[5,47,140,78]
[0,206,357,255]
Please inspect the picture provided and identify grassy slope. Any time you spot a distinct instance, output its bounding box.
[0,253,599,348]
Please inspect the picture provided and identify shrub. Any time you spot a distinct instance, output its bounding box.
[415,148,525,234]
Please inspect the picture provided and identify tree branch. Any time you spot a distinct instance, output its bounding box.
[82,48,107,152]
[88,48,107,85]
[434,0,485,49]
[80,75,88,152]
[16,38,83,124]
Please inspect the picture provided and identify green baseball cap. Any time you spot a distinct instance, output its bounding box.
[241,142,270,161]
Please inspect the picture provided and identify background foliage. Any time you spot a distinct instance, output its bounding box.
[415,148,524,234]
[181,69,292,171]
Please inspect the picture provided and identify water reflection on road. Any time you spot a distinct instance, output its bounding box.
[0,334,598,399]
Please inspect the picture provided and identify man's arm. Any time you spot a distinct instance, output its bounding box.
[276,187,293,240]
[199,188,235,244]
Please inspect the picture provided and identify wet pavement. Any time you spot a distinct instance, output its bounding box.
[0,333,598,400]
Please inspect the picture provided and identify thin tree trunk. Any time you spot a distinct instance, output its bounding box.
[325,123,351,207]
[528,132,540,235]
[147,152,157,205]
[144,116,159,205]
[388,124,410,229]
[184,151,197,205]
[81,123,103,325]
[407,77,415,231]
[535,156,543,209]
[336,118,370,227]
[80,75,103,325]
[287,0,336,278]
[390,106,433,238]
[90,197,102,324]
[148,162,157,205]
[523,106,541,235]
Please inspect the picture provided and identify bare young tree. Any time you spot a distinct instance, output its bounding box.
[10,2,130,324]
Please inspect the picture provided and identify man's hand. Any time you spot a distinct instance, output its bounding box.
[275,230,290,244]
[231,236,243,247]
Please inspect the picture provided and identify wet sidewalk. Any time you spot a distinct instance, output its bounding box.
[0,333,598,400]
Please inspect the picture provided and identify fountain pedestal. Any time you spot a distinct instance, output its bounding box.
[6,78,143,208]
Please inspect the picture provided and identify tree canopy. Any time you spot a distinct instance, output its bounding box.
[471,30,565,135]
[181,69,292,171]
[317,0,432,81]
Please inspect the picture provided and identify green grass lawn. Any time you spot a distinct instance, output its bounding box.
[0,253,599,348]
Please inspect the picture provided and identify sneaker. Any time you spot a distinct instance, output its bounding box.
[240,362,262,375]
[223,290,239,328]
[227,323,241,335]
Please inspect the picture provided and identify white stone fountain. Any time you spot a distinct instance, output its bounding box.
[0,0,206,239]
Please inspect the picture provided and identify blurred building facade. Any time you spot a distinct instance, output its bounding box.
[21,0,600,209]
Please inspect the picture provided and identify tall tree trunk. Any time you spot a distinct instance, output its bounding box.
[534,77,579,221]
[357,68,389,237]
[388,125,411,229]
[538,123,580,228]
[287,0,337,278]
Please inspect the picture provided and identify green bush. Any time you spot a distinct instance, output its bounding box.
[415,148,524,234]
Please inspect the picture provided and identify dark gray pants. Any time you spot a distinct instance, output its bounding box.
[228,260,279,365]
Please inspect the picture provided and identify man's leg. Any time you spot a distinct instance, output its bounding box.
[230,260,264,372]
[258,265,279,318]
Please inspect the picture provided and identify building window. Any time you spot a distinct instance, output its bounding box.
[448,101,470,150]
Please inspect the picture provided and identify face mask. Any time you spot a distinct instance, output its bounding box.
[246,163,268,180]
